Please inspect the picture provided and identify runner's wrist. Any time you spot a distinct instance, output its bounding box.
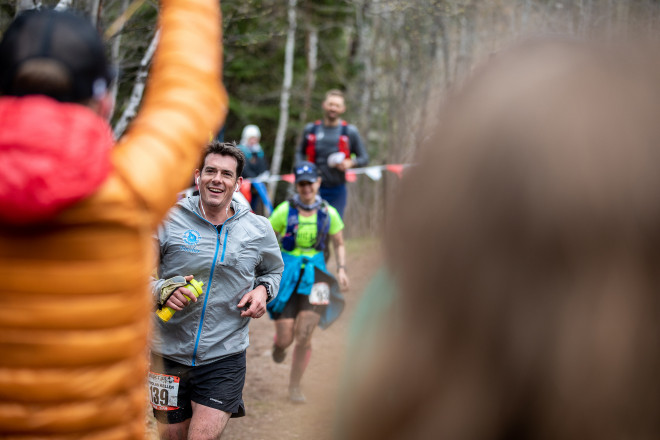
[257,281,274,303]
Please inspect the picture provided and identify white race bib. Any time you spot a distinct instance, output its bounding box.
[309,282,330,305]
[148,371,180,410]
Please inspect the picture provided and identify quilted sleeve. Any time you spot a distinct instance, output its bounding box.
[112,0,227,226]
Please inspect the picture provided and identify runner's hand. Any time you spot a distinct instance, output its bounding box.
[238,285,268,318]
[338,270,350,292]
[165,275,196,311]
[336,157,354,172]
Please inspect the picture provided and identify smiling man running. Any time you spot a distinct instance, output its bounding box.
[150,141,283,439]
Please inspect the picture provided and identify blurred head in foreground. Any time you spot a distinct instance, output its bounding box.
[0,8,115,116]
[344,38,660,440]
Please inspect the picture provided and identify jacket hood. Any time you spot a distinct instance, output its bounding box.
[0,95,113,224]
[179,195,251,223]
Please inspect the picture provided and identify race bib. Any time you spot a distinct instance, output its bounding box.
[148,371,180,410]
[309,282,330,305]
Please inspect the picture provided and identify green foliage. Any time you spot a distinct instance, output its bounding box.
[5,0,660,238]
[0,4,14,32]
[221,0,360,169]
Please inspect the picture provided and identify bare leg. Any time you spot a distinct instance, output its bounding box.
[188,402,231,440]
[157,419,190,440]
[157,403,231,440]
[289,310,321,396]
[273,318,295,362]
[274,318,295,350]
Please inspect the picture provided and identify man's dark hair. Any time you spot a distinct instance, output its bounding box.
[200,141,246,177]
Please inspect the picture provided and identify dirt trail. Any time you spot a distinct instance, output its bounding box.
[147,238,382,439]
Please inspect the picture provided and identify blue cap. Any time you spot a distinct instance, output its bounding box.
[294,161,318,183]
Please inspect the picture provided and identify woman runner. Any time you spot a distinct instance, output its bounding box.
[267,161,349,403]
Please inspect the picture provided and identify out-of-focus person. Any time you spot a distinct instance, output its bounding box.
[267,161,348,403]
[0,2,225,438]
[238,124,270,214]
[338,38,660,440]
[295,89,369,218]
[238,124,269,179]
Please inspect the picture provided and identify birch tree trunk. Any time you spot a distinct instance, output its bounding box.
[295,21,318,147]
[357,0,374,136]
[454,9,470,85]
[88,0,101,25]
[436,13,451,91]
[113,29,159,138]
[268,0,297,201]
[109,0,130,113]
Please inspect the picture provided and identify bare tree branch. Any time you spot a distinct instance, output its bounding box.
[268,0,298,203]
[112,29,159,138]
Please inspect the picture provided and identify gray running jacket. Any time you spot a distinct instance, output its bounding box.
[151,196,284,366]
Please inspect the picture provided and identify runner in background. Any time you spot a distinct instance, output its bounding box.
[238,124,270,215]
[295,89,369,218]
[267,161,349,403]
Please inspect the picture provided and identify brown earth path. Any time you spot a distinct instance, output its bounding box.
[146,237,382,439]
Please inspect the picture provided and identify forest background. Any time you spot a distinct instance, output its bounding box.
[3,0,660,238]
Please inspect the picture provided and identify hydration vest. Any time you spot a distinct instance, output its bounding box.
[281,200,331,252]
[305,120,350,163]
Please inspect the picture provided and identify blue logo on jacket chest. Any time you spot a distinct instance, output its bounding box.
[180,229,202,253]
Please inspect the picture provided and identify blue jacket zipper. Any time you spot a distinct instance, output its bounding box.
[191,210,236,366]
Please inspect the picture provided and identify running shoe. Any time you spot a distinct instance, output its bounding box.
[289,386,306,404]
[272,344,286,363]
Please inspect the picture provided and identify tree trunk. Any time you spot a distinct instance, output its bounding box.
[454,8,470,85]
[295,22,318,147]
[356,0,374,136]
[113,29,159,138]
[520,0,533,35]
[108,0,130,117]
[268,0,297,203]
[88,0,101,25]
[436,12,451,91]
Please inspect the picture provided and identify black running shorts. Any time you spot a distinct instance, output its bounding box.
[149,351,246,424]
[273,290,327,320]
[272,268,328,320]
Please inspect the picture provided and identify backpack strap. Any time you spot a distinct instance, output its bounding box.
[306,120,351,163]
[338,120,350,158]
[281,200,299,252]
[313,202,331,251]
[305,120,322,163]
[282,200,331,252]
